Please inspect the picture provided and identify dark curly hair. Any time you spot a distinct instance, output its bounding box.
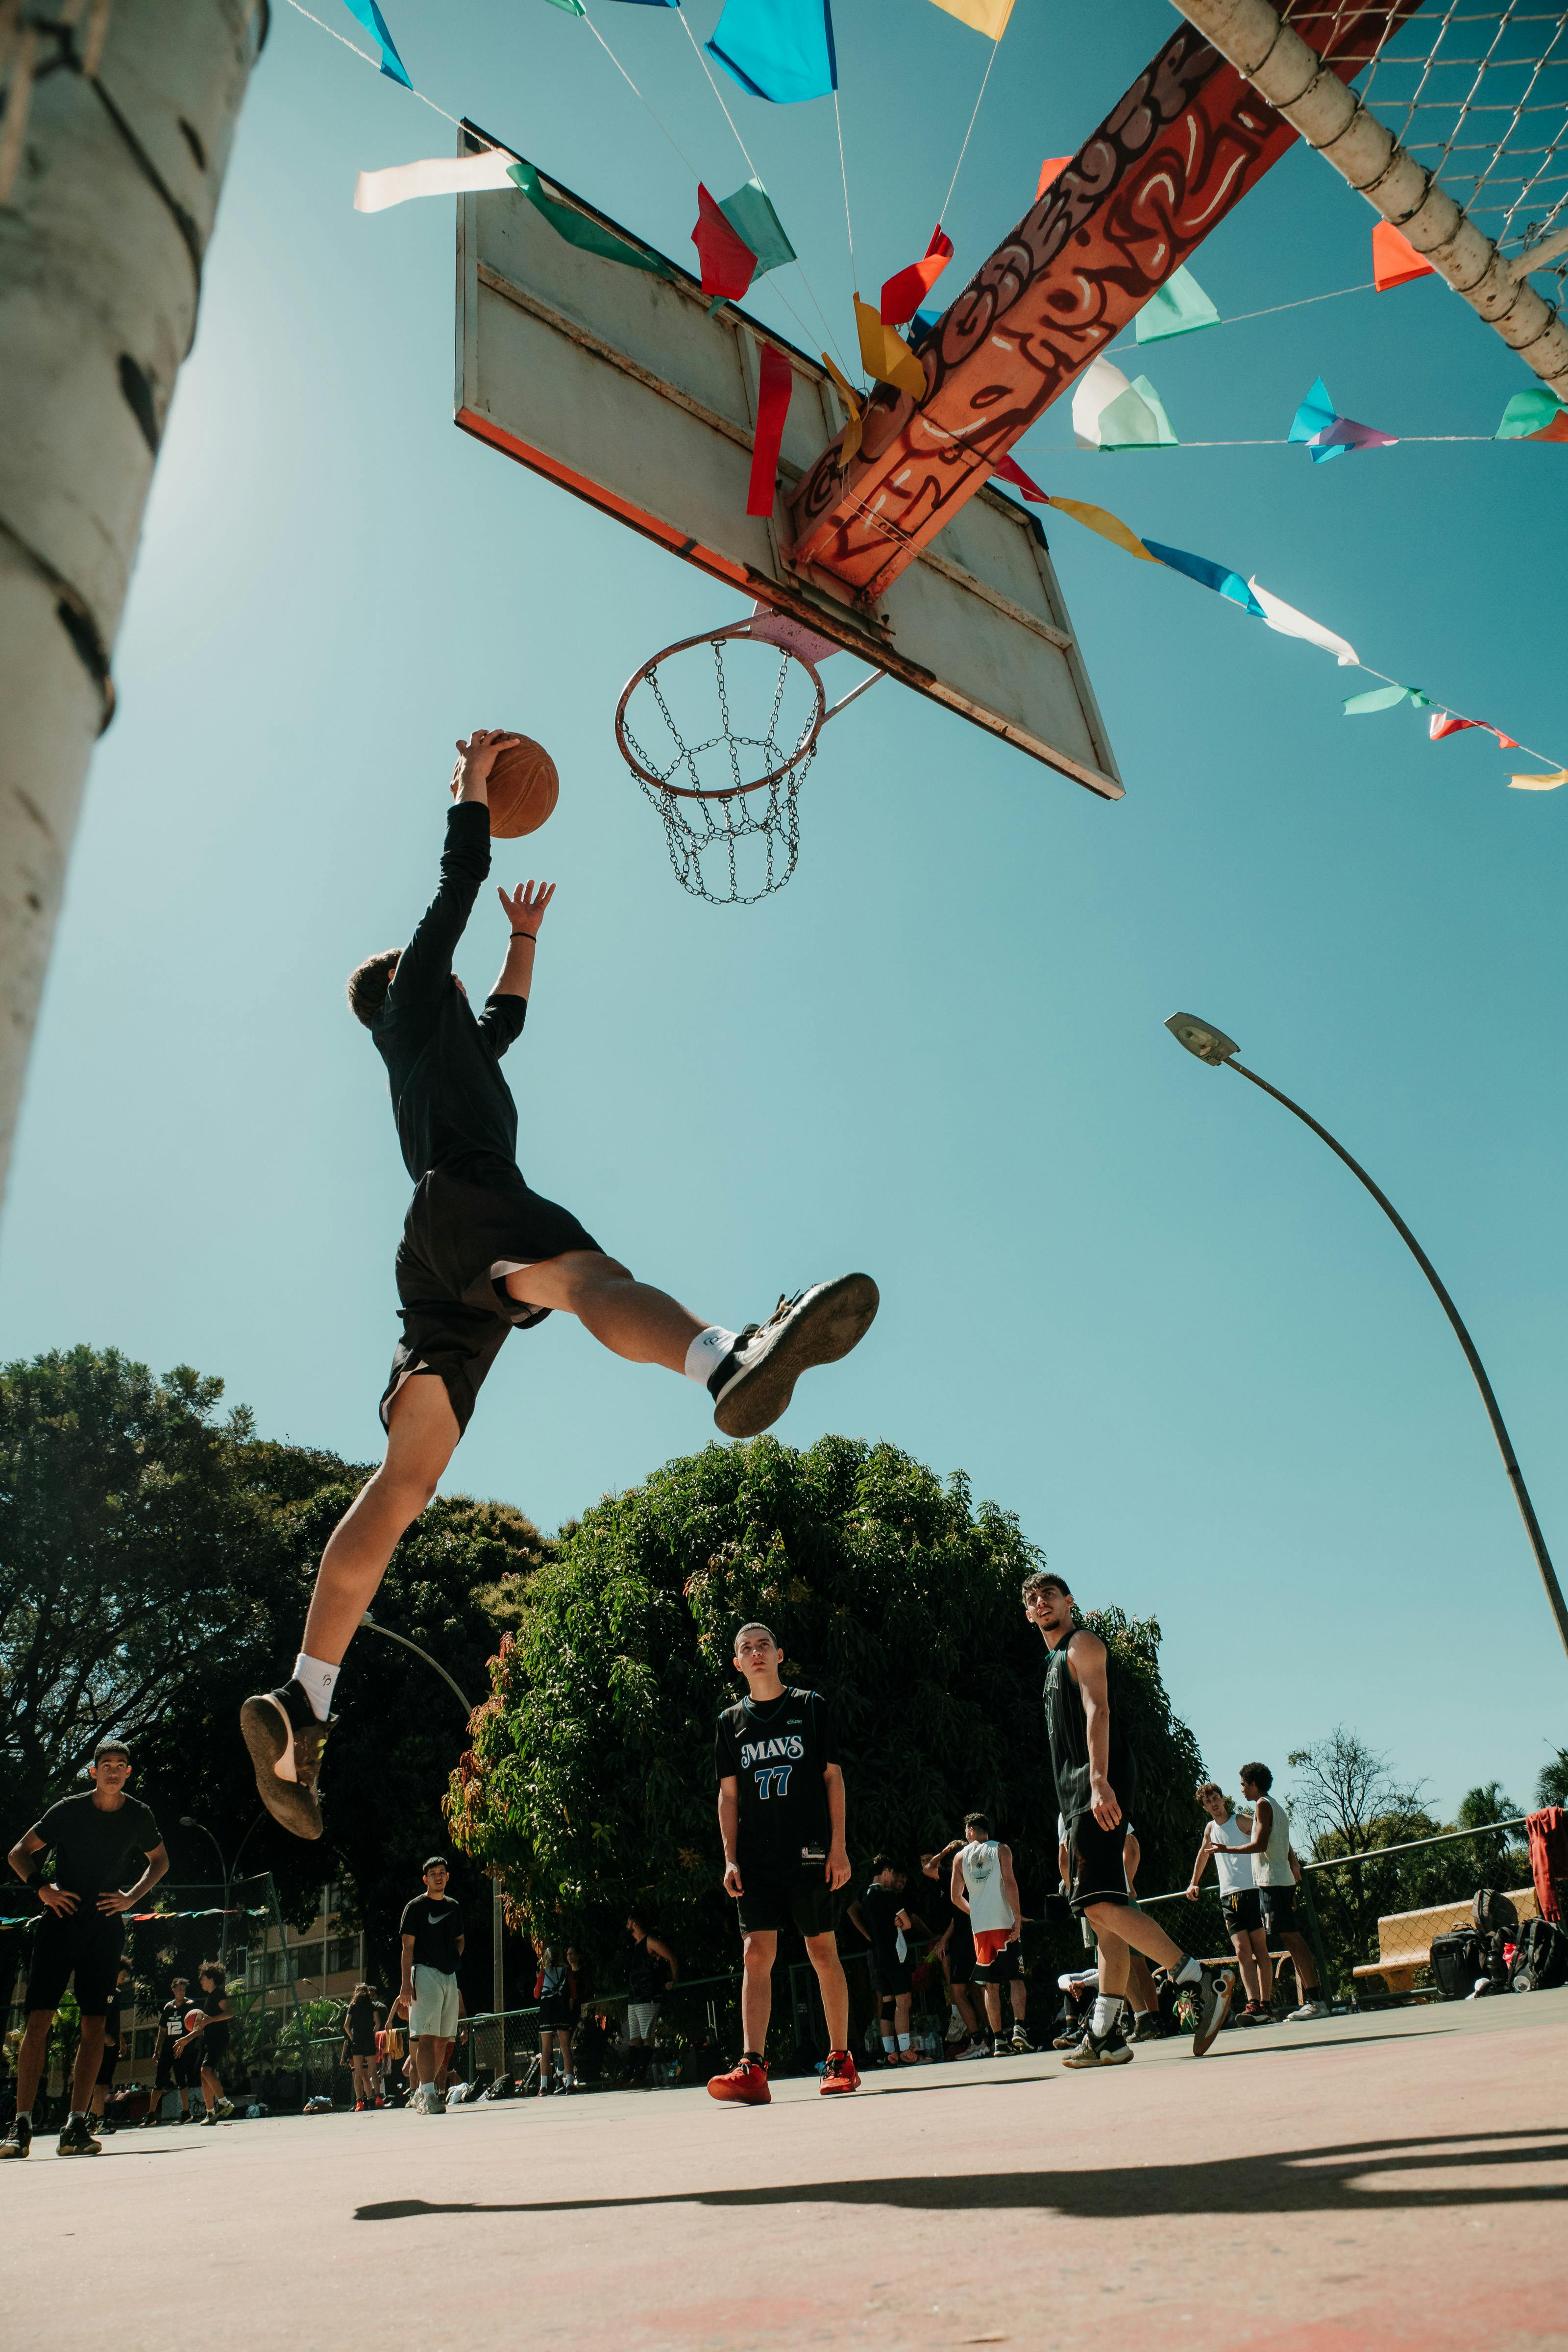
[347,949,399,1028]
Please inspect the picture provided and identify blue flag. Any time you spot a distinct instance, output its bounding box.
[707,0,837,101]
[339,0,413,88]
[1142,540,1264,616]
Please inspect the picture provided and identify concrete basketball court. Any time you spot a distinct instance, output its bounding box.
[10,1990,1567,2350]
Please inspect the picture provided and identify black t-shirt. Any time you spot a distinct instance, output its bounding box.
[1043,1633,1137,1829]
[627,1936,664,2001]
[860,1882,905,1961]
[31,1792,161,1897]
[714,1686,837,1876]
[920,1869,970,1952]
[373,802,530,1181]
[161,1997,192,2043]
[400,1893,464,1973]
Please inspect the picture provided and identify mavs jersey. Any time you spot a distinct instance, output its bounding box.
[714,1686,837,1876]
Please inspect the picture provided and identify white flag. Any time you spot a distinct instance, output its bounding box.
[354,150,517,214]
[1247,577,1359,667]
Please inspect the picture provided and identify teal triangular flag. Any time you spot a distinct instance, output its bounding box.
[1099,374,1177,449]
[1134,263,1219,343]
[717,179,796,276]
[1343,684,1409,714]
[507,163,674,278]
[1494,384,1568,439]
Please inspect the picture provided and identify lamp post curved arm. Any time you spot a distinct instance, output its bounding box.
[179,1814,231,1962]
[359,1612,473,1715]
[1165,1012,1568,1665]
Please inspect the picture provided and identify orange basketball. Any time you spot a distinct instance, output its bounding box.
[486,736,559,839]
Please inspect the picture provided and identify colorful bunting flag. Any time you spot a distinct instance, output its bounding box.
[718,179,796,277]
[507,162,674,277]
[1133,263,1219,344]
[1510,768,1568,789]
[990,452,1047,502]
[820,351,865,467]
[880,225,953,326]
[1247,578,1358,665]
[1143,540,1263,612]
[1372,220,1434,291]
[707,0,837,102]
[1429,711,1518,749]
[1343,683,1429,713]
[339,0,413,87]
[929,0,1015,31]
[747,343,794,515]
[1050,497,1159,563]
[1036,155,1071,198]
[1288,376,1397,461]
[1494,385,1568,443]
[541,0,587,13]
[694,183,758,299]
[855,298,926,400]
[354,150,517,211]
[1072,357,1176,450]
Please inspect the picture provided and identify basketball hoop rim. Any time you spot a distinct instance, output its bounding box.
[613,622,827,801]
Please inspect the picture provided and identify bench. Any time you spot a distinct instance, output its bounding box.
[1351,1885,1539,2002]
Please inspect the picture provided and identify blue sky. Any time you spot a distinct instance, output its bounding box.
[4,0,1565,1832]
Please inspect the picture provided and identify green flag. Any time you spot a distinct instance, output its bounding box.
[1134,264,1220,343]
[508,162,674,278]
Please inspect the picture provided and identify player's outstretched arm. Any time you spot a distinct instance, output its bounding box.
[388,731,521,1020]
[492,878,554,1001]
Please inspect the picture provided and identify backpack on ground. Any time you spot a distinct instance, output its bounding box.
[1472,1887,1518,1935]
[1430,1928,1485,2000]
[1509,1915,1568,1992]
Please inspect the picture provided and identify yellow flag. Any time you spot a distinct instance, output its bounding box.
[1509,768,1568,790]
[929,0,1014,34]
[1048,496,1159,563]
[820,351,865,468]
[854,297,927,402]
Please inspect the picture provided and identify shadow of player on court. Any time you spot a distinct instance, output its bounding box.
[355,2125,1568,2224]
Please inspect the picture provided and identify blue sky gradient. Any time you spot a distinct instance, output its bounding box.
[3,0,1565,1830]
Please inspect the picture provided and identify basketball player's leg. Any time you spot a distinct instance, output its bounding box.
[504,1250,879,1439]
[1064,1816,1232,2064]
[241,1373,461,1839]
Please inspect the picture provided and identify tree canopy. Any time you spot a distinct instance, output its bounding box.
[448,1432,1210,1983]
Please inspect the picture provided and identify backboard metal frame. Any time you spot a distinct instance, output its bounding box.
[454,125,1121,802]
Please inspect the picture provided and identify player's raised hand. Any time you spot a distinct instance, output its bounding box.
[498,879,555,938]
[451,728,522,800]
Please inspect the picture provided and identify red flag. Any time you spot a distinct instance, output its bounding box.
[1429,711,1518,749]
[693,183,758,301]
[992,452,1048,502]
[1372,220,1434,292]
[747,343,794,517]
[880,224,954,325]
[1036,155,1071,198]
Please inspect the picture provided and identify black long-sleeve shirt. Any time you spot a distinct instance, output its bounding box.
[372,802,527,1181]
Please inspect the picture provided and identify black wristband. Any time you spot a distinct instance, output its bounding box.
[510,931,535,939]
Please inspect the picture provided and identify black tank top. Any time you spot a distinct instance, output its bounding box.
[1043,1633,1137,1824]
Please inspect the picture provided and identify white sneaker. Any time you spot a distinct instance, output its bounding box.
[416,2083,444,2113]
[1288,1999,1331,2021]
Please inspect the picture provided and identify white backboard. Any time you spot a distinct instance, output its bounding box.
[455,128,1121,801]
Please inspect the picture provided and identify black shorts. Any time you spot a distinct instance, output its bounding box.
[944,1931,976,1986]
[735,1863,836,1940]
[95,2039,121,2088]
[382,1162,599,1437]
[200,2022,230,2069]
[868,1949,912,1998]
[1259,1884,1298,1936]
[537,1998,573,2030]
[973,1938,1028,1986]
[24,1909,124,2016]
[1222,1888,1263,1935]
[1064,1814,1134,1918]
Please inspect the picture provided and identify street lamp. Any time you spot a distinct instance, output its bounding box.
[179,1814,231,1960]
[1164,1011,1568,1662]
[359,1610,507,2015]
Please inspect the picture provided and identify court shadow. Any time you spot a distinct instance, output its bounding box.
[355,2125,1568,2223]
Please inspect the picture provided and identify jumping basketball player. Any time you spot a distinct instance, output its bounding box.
[243,731,879,1839]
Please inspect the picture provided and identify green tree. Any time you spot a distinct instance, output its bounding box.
[447,1433,1211,1990]
[1537,1749,1568,1810]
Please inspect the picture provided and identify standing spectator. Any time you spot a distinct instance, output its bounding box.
[535,1946,577,2094]
[848,1859,920,2065]
[1232,1765,1330,2020]
[87,1959,134,2134]
[625,1912,678,2085]
[177,1962,235,2125]
[343,1984,383,2110]
[1,1740,169,2159]
[920,1843,983,2055]
[395,1856,466,2116]
[952,1814,1032,2055]
[147,1974,195,2126]
[1187,1782,1273,2024]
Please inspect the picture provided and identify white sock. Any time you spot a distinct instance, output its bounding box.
[292,1653,340,1721]
[881,2035,896,2056]
[896,2034,911,2052]
[1176,1956,1203,1987]
[684,1326,738,1385]
[1091,1994,1124,2037]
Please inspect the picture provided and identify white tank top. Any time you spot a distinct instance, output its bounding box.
[1253,1796,1294,1886]
[1207,1814,1253,1894]
[959,1840,1015,1934]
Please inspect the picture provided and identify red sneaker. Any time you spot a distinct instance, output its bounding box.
[819,2049,860,2096]
[707,2058,771,2105]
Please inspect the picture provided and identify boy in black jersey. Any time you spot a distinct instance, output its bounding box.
[710,1622,859,2102]
[242,730,878,1840]
[2,1741,168,2158]
[1023,1572,1233,2064]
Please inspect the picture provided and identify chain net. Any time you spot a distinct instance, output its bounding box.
[619,635,821,905]
[1331,4,1568,271]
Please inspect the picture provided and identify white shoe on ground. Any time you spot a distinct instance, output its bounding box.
[1288,1999,1331,2021]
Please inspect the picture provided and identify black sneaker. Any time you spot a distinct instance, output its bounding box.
[198,2111,218,2127]
[1009,2026,1035,2055]
[1191,1966,1236,2057]
[240,1679,333,1840]
[57,2116,103,2156]
[1060,2022,1133,2068]
[0,2116,31,2159]
[1130,2012,1163,2042]
[710,1275,879,1439]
